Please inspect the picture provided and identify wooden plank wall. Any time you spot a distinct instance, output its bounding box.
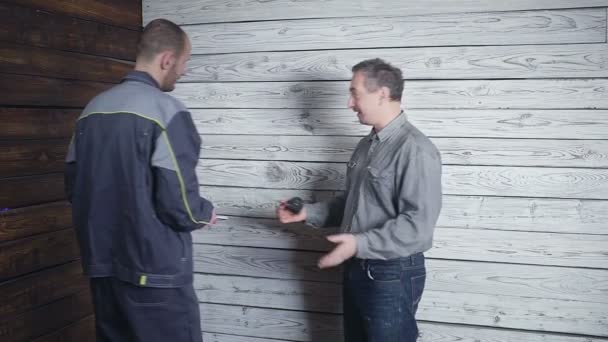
[146,2,608,341]
[0,1,141,341]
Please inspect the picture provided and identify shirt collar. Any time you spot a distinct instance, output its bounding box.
[368,111,408,142]
[121,70,161,89]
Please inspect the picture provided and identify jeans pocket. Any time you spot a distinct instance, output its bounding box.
[366,262,401,282]
[410,273,426,313]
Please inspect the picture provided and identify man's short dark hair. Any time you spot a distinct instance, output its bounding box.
[137,19,187,61]
[352,58,404,101]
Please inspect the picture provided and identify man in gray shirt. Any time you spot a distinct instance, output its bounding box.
[277,58,442,342]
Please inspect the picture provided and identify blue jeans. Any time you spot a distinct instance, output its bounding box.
[342,253,426,342]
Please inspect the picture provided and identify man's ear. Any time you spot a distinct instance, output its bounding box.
[159,51,176,71]
[379,86,391,103]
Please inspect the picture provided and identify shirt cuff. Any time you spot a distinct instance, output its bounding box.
[304,203,323,228]
[354,233,370,259]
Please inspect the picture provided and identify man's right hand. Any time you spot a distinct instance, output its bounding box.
[277,200,307,223]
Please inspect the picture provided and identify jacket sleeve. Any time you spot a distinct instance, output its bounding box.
[64,134,77,203]
[151,110,214,232]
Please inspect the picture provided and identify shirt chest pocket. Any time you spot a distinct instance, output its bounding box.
[367,166,395,188]
[364,166,396,206]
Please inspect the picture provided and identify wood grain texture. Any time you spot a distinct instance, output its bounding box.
[202,186,337,219]
[198,159,346,191]
[201,326,608,342]
[176,79,608,109]
[202,135,358,163]
[202,186,608,234]
[201,135,608,168]
[0,43,132,83]
[196,274,341,314]
[182,9,606,54]
[0,201,72,243]
[194,248,608,334]
[434,138,608,168]
[0,228,80,281]
[0,173,65,209]
[194,274,608,335]
[0,139,68,178]
[193,245,608,303]
[368,260,608,305]
[438,196,608,234]
[201,303,342,341]
[184,43,608,82]
[0,0,137,340]
[194,244,340,283]
[198,160,608,199]
[201,332,291,342]
[0,2,139,60]
[0,261,87,319]
[199,298,608,339]
[0,290,92,342]
[418,290,608,336]
[416,323,608,342]
[441,165,608,199]
[0,108,79,140]
[195,220,608,268]
[0,73,112,107]
[6,0,141,29]
[192,109,608,139]
[430,228,608,268]
[407,79,608,109]
[32,315,95,342]
[193,217,330,251]
[146,0,608,339]
[144,0,608,25]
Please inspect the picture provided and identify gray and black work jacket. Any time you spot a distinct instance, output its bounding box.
[65,71,214,287]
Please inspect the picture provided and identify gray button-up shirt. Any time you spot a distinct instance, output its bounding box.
[306,113,442,260]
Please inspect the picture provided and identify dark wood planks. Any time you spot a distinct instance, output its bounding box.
[0,2,139,60]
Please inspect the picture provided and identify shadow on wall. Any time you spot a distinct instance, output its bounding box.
[289,76,354,342]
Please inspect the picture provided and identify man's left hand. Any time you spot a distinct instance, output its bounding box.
[318,234,357,269]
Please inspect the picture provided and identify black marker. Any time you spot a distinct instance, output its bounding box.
[285,197,304,214]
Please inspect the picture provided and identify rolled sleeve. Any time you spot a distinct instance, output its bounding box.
[305,195,346,229]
